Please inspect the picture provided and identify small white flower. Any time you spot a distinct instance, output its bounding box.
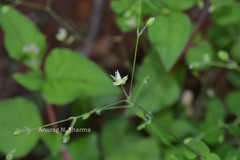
[110,70,128,86]
[56,27,67,41]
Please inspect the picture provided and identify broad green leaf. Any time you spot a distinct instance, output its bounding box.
[227,71,240,88]
[206,153,221,160]
[208,25,233,49]
[205,98,225,123]
[184,139,210,159]
[0,5,47,69]
[130,52,180,113]
[226,90,240,115]
[215,144,235,159]
[148,13,191,71]
[200,123,223,146]
[66,133,99,160]
[42,48,120,105]
[110,0,135,14]
[225,155,237,160]
[106,138,160,160]
[162,0,197,11]
[13,70,43,91]
[101,117,141,156]
[41,132,62,156]
[212,1,240,26]
[0,97,42,157]
[186,41,214,70]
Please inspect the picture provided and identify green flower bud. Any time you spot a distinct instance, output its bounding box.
[136,112,145,119]
[137,124,145,131]
[13,129,22,136]
[82,113,90,120]
[218,50,229,61]
[189,62,200,70]
[62,134,70,144]
[62,128,71,144]
[146,17,155,27]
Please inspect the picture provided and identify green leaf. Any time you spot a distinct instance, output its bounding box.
[208,25,232,49]
[13,70,43,91]
[110,0,135,14]
[212,1,240,26]
[106,138,160,160]
[225,155,237,160]
[101,117,141,156]
[226,90,240,115]
[0,5,47,69]
[0,97,42,158]
[66,133,99,160]
[205,98,225,123]
[42,48,120,105]
[162,0,197,11]
[227,71,240,88]
[148,13,191,71]
[200,122,223,146]
[130,52,180,113]
[206,153,221,160]
[184,139,210,159]
[41,132,62,156]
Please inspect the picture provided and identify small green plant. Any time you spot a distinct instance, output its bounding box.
[0,0,240,160]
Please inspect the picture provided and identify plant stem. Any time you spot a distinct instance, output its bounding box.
[130,99,202,159]
[121,85,129,98]
[28,99,126,132]
[129,0,142,97]
[208,61,240,72]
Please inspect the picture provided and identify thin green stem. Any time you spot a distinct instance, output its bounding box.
[121,85,129,98]
[130,99,202,159]
[129,0,142,97]
[208,61,240,72]
[133,76,149,101]
[27,99,126,132]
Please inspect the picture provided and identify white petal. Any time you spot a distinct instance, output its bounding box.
[113,81,121,86]
[115,70,121,80]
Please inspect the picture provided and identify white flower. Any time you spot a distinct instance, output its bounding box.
[110,70,128,86]
[56,27,67,41]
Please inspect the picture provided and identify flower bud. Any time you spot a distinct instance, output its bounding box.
[146,17,155,27]
[82,113,90,120]
[62,128,71,144]
[218,50,229,61]
[13,129,22,136]
[189,62,200,70]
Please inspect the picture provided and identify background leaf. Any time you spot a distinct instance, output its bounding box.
[0,97,42,158]
[42,48,120,105]
[0,5,47,69]
[148,13,191,71]
[225,90,240,115]
[184,139,210,159]
[13,70,43,91]
[162,0,197,11]
[129,52,180,113]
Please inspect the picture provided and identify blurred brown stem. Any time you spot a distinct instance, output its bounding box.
[44,99,72,160]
